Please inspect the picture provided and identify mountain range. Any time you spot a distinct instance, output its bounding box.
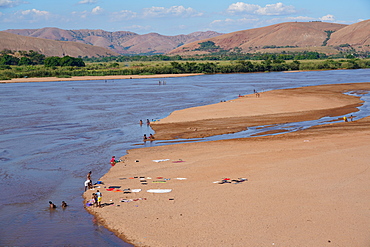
[4,28,222,55]
[169,20,370,56]
[1,19,369,57]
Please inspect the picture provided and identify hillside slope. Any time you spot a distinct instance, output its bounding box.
[327,19,370,52]
[4,28,222,55]
[0,31,120,57]
[168,22,348,55]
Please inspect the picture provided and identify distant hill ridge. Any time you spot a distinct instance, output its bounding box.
[4,28,223,55]
[170,20,370,55]
[0,31,120,57]
[2,19,369,57]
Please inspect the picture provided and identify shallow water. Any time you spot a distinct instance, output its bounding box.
[0,69,369,246]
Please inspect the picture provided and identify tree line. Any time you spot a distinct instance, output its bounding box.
[1,58,369,80]
[0,50,85,67]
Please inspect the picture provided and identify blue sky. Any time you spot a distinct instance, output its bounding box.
[0,0,369,35]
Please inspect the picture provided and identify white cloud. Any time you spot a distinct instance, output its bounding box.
[256,2,296,16]
[285,16,314,21]
[210,17,259,27]
[143,5,203,18]
[320,14,335,21]
[78,0,97,4]
[111,10,137,21]
[125,24,151,32]
[91,6,103,15]
[0,0,27,8]
[227,2,297,16]
[227,2,260,14]
[14,8,51,23]
[21,8,50,17]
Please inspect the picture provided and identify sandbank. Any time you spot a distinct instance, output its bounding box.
[0,73,203,83]
[85,82,370,246]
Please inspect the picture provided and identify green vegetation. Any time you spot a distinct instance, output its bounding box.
[195,41,226,53]
[44,56,85,67]
[1,58,369,81]
[262,45,298,49]
[322,30,335,46]
[0,49,370,81]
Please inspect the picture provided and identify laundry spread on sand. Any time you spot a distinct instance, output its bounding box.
[147,189,172,193]
[152,159,170,162]
[214,178,248,184]
[172,160,185,163]
[121,198,147,202]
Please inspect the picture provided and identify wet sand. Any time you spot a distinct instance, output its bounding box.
[85,82,370,246]
[0,73,203,83]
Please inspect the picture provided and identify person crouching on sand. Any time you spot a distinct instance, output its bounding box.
[110,156,117,166]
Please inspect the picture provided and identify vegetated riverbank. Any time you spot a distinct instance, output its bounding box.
[1,58,369,82]
[84,82,370,247]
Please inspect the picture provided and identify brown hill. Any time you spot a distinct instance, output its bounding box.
[168,21,348,55]
[327,19,370,52]
[4,28,223,55]
[0,31,120,57]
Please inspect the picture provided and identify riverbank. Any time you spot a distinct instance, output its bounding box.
[84,83,370,246]
[0,73,203,83]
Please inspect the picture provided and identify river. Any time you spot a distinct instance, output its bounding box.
[0,69,369,246]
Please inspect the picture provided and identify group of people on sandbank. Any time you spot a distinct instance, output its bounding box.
[87,190,102,208]
[83,170,103,208]
[343,115,355,122]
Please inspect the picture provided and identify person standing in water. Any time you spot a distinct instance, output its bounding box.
[49,201,56,209]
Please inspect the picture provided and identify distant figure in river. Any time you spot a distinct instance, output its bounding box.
[146,119,150,125]
[49,201,56,209]
[149,133,155,139]
[143,134,148,141]
[61,201,68,208]
[349,115,354,121]
[139,119,143,126]
[87,171,91,181]
[343,116,348,122]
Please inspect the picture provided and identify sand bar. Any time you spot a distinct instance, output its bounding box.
[0,73,203,83]
[85,82,370,247]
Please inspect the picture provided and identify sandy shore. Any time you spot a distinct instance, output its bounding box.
[85,82,370,247]
[0,73,203,83]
